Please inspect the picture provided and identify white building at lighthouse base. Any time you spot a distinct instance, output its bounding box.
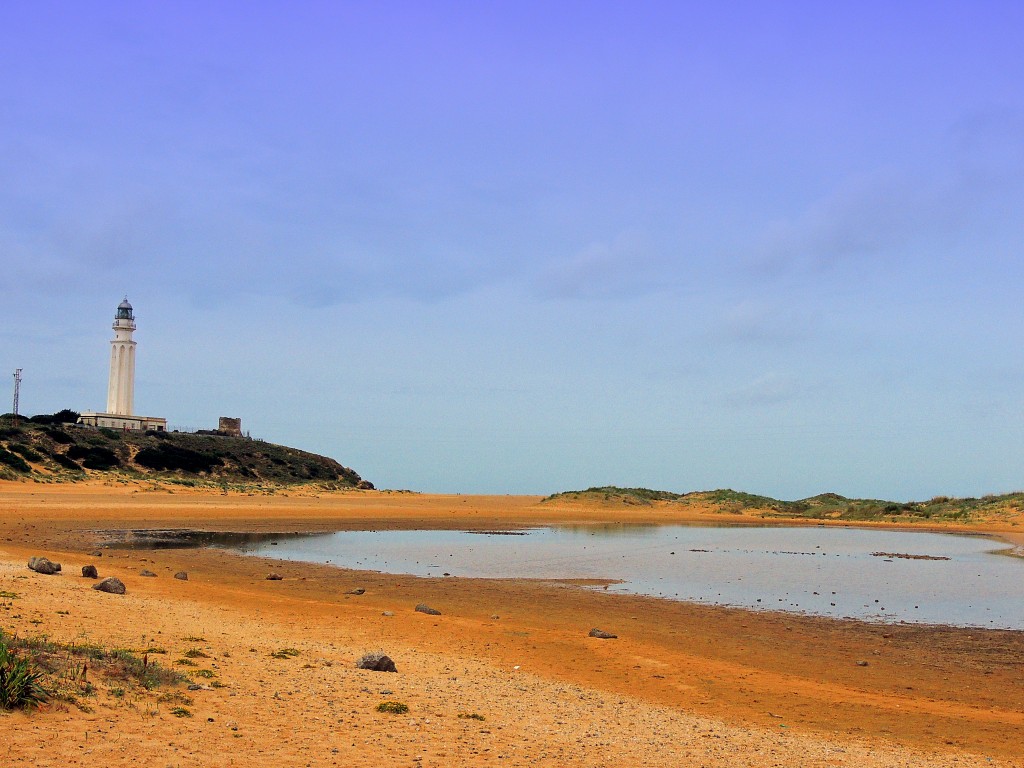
[77,412,167,431]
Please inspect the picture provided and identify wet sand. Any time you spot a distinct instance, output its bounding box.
[2,481,1023,767]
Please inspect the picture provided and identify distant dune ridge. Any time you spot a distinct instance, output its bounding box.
[543,486,1024,525]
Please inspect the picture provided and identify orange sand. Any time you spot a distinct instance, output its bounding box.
[2,480,1022,767]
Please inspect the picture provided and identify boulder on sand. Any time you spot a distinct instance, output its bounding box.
[82,564,99,578]
[174,571,188,580]
[93,577,126,595]
[355,651,397,672]
[28,556,61,575]
[415,603,441,616]
[588,628,618,639]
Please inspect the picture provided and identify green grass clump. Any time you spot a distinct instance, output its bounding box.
[66,444,121,470]
[458,712,485,721]
[44,429,74,444]
[170,706,192,717]
[183,648,209,659]
[376,700,409,714]
[0,447,31,473]
[135,444,223,473]
[270,648,300,659]
[8,443,43,462]
[0,633,47,709]
[48,452,82,471]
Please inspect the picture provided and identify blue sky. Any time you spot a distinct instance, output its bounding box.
[2,1,1022,498]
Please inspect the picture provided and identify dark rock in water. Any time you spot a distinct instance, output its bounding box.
[93,577,126,595]
[355,651,397,672]
[356,480,375,490]
[28,556,61,575]
[266,573,283,581]
[588,628,618,639]
[415,603,441,616]
[174,571,189,581]
[82,564,99,579]
[345,588,365,595]
[139,569,157,577]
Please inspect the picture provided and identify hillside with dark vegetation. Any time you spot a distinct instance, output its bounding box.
[0,412,365,488]
[543,486,1024,525]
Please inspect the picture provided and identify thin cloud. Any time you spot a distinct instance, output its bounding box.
[721,371,807,408]
[535,232,666,299]
[754,170,957,273]
[751,108,1024,276]
[717,301,807,346]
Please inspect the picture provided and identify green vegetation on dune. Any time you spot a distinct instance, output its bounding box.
[687,489,783,512]
[544,487,685,505]
[0,446,32,474]
[542,486,780,510]
[543,485,1024,524]
[0,413,364,488]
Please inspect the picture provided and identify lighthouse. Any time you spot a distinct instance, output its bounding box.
[107,297,136,415]
[78,299,167,432]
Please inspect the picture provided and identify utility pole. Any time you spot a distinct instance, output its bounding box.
[12,368,22,426]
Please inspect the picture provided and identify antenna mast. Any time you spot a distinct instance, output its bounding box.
[12,368,22,426]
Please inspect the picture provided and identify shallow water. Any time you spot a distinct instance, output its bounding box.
[234,525,1024,630]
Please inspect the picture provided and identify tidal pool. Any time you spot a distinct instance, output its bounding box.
[234,525,1024,630]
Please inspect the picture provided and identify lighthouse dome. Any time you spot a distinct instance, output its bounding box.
[116,297,134,320]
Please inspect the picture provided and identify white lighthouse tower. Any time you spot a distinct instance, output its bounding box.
[107,297,136,415]
[78,298,167,432]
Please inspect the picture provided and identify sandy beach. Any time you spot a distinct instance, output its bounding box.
[2,481,1022,767]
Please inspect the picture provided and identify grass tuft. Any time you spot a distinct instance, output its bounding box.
[0,633,48,709]
[0,631,187,706]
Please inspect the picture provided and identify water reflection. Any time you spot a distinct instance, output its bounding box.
[101,529,314,550]
[175,525,1024,630]
[551,523,662,537]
